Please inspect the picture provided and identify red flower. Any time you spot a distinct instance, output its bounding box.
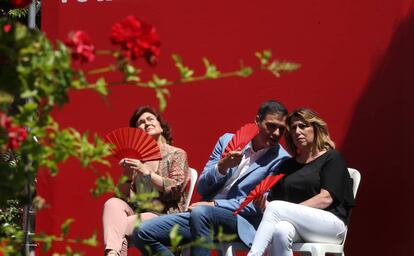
[7,126,28,150]
[0,112,12,129]
[0,112,28,150]
[110,16,160,65]
[10,0,32,8]
[65,30,95,64]
[3,24,12,33]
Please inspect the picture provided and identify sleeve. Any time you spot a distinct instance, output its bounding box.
[320,150,349,203]
[267,158,292,201]
[161,148,190,201]
[197,134,232,199]
[215,147,289,216]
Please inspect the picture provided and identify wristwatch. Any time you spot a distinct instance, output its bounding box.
[142,172,151,183]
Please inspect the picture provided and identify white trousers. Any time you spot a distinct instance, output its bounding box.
[248,201,346,256]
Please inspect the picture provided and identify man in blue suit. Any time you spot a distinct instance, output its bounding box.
[132,100,290,256]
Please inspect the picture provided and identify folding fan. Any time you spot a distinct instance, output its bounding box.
[222,123,259,157]
[233,173,285,216]
[105,127,162,161]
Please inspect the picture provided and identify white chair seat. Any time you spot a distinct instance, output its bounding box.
[292,242,344,256]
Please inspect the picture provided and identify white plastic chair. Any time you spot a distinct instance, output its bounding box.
[180,168,198,256]
[216,168,362,256]
[184,168,198,211]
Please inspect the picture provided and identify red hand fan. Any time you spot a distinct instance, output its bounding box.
[105,127,162,161]
[233,173,285,216]
[222,123,259,157]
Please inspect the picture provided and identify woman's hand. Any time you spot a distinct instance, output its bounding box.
[119,159,135,179]
[120,158,150,176]
[253,194,268,211]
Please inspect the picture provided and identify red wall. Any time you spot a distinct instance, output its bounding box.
[36,0,414,255]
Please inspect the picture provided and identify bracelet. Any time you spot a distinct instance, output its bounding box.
[142,172,151,183]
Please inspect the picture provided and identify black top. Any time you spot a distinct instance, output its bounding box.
[268,149,355,224]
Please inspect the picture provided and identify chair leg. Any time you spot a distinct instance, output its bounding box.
[225,244,235,256]
[310,247,325,256]
[216,244,236,256]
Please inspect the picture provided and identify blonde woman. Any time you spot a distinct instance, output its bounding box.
[248,108,355,256]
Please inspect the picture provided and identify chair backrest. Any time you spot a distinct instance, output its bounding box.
[347,168,361,198]
[184,168,198,211]
[341,168,361,246]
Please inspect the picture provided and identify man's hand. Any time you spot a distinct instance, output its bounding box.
[217,148,243,175]
[188,201,215,211]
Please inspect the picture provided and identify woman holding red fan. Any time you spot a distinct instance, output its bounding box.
[103,106,190,256]
[248,108,355,256]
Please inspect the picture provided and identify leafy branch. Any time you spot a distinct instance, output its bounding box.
[79,50,300,111]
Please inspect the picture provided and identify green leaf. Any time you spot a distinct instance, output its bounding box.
[20,89,39,98]
[81,231,98,247]
[172,54,194,79]
[94,78,108,96]
[91,173,116,197]
[203,58,220,78]
[60,218,74,238]
[216,226,237,242]
[0,91,14,104]
[155,88,170,112]
[239,66,253,78]
[169,224,183,251]
[255,49,272,66]
[42,235,54,253]
[171,54,182,63]
[267,61,301,77]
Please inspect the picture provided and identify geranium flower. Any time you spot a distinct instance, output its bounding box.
[110,15,160,65]
[65,30,95,64]
[3,24,12,33]
[7,126,28,150]
[10,0,32,8]
[0,112,28,150]
[0,112,12,129]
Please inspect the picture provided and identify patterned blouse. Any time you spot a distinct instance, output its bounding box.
[131,143,190,214]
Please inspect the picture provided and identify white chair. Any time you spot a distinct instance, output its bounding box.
[180,168,198,256]
[184,168,198,211]
[216,168,362,256]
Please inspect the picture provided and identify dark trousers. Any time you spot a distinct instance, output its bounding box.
[132,205,238,256]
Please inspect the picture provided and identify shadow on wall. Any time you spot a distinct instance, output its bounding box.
[341,5,414,256]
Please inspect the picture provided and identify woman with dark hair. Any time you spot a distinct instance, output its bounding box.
[103,106,190,256]
[247,108,355,256]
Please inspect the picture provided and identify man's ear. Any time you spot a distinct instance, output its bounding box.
[255,115,260,125]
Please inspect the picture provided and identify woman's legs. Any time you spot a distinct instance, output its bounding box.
[119,212,159,256]
[248,201,346,256]
[103,197,160,256]
[103,198,135,254]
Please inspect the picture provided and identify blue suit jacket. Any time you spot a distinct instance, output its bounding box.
[197,133,290,247]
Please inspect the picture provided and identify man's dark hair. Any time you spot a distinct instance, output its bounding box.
[256,100,288,122]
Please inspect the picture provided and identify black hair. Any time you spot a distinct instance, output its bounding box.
[256,100,288,122]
